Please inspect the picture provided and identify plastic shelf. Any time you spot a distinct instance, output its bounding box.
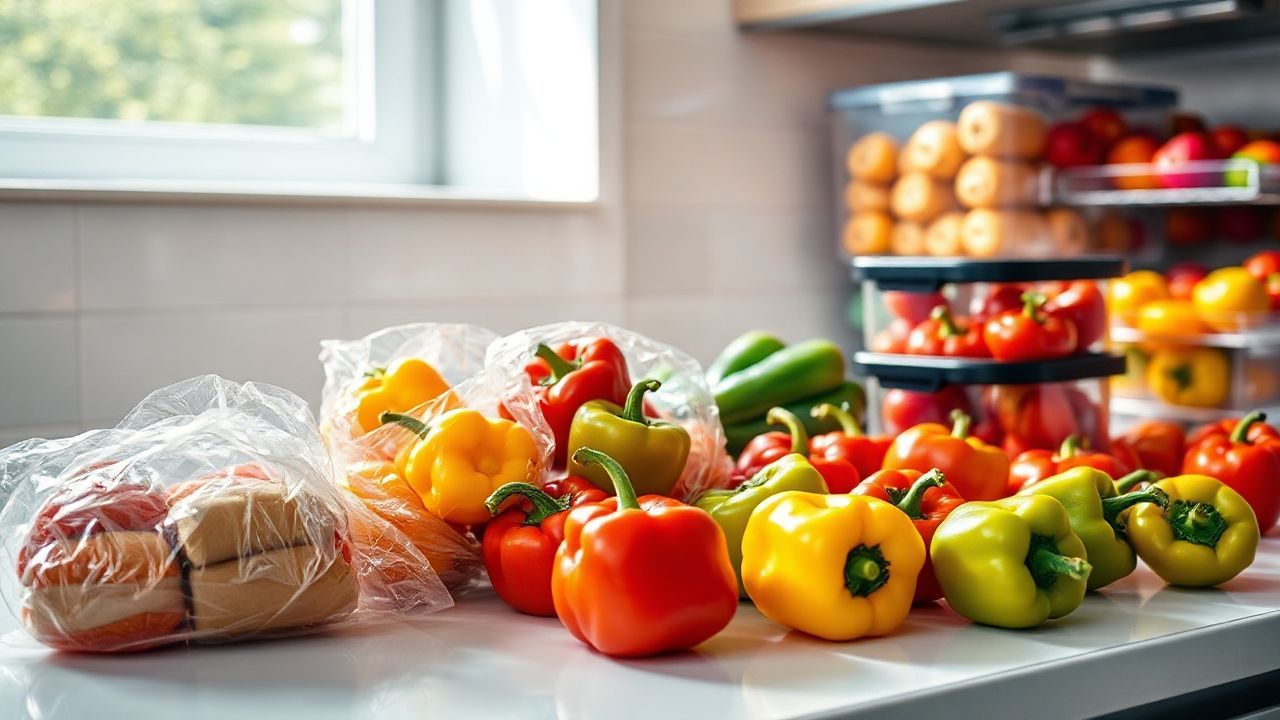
[1052,159,1280,207]
[852,351,1126,392]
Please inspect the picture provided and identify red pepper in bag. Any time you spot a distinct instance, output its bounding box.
[737,408,860,493]
[1008,435,1134,495]
[1044,280,1107,349]
[552,449,738,658]
[808,403,891,479]
[1182,410,1280,533]
[905,306,991,358]
[483,477,607,617]
[851,468,962,603]
[519,339,631,466]
[1112,420,1186,478]
[983,292,1078,362]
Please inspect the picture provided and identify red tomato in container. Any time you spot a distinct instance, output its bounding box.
[1043,281,1106,349]
[884,290,947,325]
[881,386,972,437]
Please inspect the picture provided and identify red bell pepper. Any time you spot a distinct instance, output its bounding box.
[1243,250,1280,310]
[882,410,1009,501]
[1044,280,1107,349]
[1007,435,1135,495]
[737,408,860,492]
[989,384,1104,454]
[1188,411,1280,449]
[1111,420,1186,478]
[969,283,1027,324]
[882,386,972,437]
[551,448,738,657]
[483,477,608,617]
[871,318,912,354]
[522,339,631,466]
[983,292,1078,362]
[851,468,963,603]
[1182,410,1280,533]
[905,306,991,358]
[808,403,891,479]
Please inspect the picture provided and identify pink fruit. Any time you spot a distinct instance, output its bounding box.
[1153,132,1222,189]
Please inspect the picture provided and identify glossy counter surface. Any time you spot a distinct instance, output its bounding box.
[1,538,1277,720]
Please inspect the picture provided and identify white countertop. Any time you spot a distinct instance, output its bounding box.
[1,538,1277,720]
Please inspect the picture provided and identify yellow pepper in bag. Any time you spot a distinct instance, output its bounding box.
[355,358,452,433]
[381,409,538,525]
[1146,347,1230,408]
[740,491,924,641]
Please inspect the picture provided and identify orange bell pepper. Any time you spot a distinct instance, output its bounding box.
[882,410,1009,500]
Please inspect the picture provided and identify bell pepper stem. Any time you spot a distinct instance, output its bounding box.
[572,448,640,510]
[379,411,430,439]
[1114,469,1157,493]
[535,343,577,384]
[1021,291,1048,324]
[843,544,890,597]
[896,468,945,520]
[949,409,972,439]
[931,305,961,338]
[1101,486,1169,530]
[767,407,809,455]
[621,379,661,425]
[811,403,863,437]
[1230,410,1267,445]
[362,366,386,379]
[1058,435,1082,458]
[1028,546,1091,585]
[485,482,570,525]
[1169,500,1229,548]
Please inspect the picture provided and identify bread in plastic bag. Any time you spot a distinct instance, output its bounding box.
[0,375,452,653]
[485,321,735,501]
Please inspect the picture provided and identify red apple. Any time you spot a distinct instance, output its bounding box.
[1214,205,1266,242]
[1166,262,1208,300]
[1165,207,1212,246]
[1079,107,1127,148]
[1106,134,1161,190]
[1044,122,1103,168]
[1153,132,1222,189]
[1224,139,1280,187]
[1210,125,1250,156]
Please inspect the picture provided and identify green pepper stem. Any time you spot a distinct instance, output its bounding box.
[1058,435,1082,459]
[949,409,972,439]
[1169,500,1229,548]
[535,343,577,384]
[379,411,430,439]
[811,402,863,437]
[485,482,570,525]
[1114,469,1157,493]
[767,407,809,455]
[1101,487,1169,530]
[843,544,890,597]
[362,367,385,379]
[896,469,945,520]
[1230,410,1267,445]
[572,448,639,510]
[1029,547,1091,583]
[621,379,660,425]
[1021,291,1048,324]
[931,305,961,338]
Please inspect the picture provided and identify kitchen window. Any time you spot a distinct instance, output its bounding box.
[0,0,598,202]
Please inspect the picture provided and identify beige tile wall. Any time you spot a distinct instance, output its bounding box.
[0,1,1086,440]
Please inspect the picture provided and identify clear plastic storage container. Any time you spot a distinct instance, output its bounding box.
[829,72,1177,258]
[853,256,1127,358]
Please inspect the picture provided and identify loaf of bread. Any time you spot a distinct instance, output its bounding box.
[961,208,1050,258]
[955,156,1042,208]
[891,173,960,224]
[1047,207,1090,256]
[901,120,966,181]
[924,212,966,257]
[957,101,1047,160]
[890,223,928,256]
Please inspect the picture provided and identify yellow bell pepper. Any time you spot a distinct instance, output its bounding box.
[355,358,451,434]
[1126,474,1259,587]
[740,491,924,641]
[1109,270,1168,326]
[1192,266,1270,332]
[382,409,538,525]
[1146,347,1230,408]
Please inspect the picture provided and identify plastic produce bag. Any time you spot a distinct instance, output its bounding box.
[485,321,735,500]
[0,375,452,653]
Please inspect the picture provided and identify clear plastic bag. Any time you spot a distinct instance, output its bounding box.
[485,321,735,501]
[0,375,452,653]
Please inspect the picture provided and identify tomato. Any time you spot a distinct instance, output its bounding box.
[881,386,971,436]
[969,283,1027,324]
[1243,250,1280,310]
[871,318,912,354]
[1166,262,1208,301]
[905,307,990,358]
[983,292,1078,362]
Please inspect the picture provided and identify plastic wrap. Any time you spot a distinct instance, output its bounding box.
[0,375,452,653]
[485,321,735,501]
[318,323,553,594]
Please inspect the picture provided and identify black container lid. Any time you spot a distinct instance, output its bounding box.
[852,351,1126,392]
[851,256,1127,292]
[827,72,1178,113]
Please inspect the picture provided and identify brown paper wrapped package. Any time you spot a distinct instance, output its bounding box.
[171,481,316,566]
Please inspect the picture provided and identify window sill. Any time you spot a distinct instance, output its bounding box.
[0,178,599,210]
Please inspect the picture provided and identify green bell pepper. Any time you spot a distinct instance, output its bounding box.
[722,382,866,455]
[693,454,828,597]
[714,339,847,425]
[567,378,690,497]
[706,331,785,388]
[1017,468,1167,590]
[931,494,1091,629]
